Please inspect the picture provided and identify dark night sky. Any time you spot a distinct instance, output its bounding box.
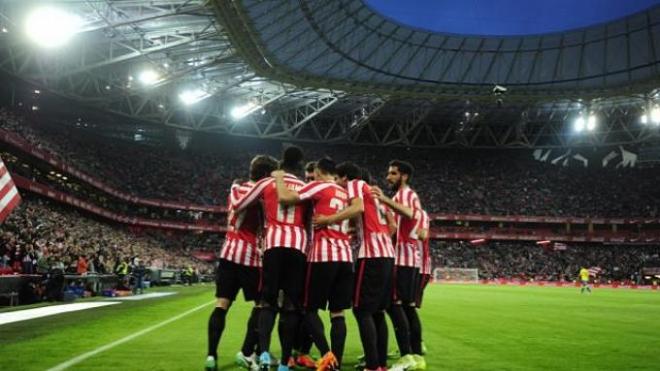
[364,0,660,36]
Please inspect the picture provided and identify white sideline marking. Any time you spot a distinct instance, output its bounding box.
[0,302,120,326]
[107,292,176,301]
[46,299,215,371]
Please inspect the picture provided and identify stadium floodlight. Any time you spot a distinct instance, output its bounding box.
[586,114,597,131]
[178,89,209,106]
[640,114,648,125]
[573,116,585,132]
[25,7,82,48]
[651,107,660,125]
[138,70,160,86]
[231,102,260,120]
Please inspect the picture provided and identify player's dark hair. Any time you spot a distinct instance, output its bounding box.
[335,161,361,180]
[316,157,336,175]
[280,145,304,174]
[305,161,317,173]
[359,167,374,184]
[389,159,414,182]
[249,155,278,181]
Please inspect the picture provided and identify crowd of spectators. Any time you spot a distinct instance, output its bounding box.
[2,108,660,218]
[432,241,660,282]
[0,108,240,205]
[0,194,212,277]
[0,149,223,224]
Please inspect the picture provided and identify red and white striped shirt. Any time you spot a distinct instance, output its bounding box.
[220,182,262,267]
[347,180,394,259]
[232,174,308,252]
[393,186,422,268]
[0,157,21,224]
[298,181,352,263]
[418,209,432,275]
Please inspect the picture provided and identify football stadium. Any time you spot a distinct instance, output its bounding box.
[1,1,660,370]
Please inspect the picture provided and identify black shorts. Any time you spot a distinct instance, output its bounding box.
[215,259,262,302]
[261,248,307,309]
[353,258,394,313]
[393,266,420,305]
[415,273,432,308]
[304,262,354,312]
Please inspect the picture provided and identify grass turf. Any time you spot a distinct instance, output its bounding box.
[1,284,659,370]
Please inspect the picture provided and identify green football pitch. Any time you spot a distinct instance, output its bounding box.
[1,284,659,371]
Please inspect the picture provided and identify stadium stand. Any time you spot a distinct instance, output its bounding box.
[0,194,212,277]
[2,109,660,218]
[432,241,660,283]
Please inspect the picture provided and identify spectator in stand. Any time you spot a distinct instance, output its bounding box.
[22,246,36,274]
[93,254,107,274]
[132,258,146,295]
[1,246,9,268]
[76,255,88,275]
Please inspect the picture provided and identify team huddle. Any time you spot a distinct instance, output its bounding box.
[205,146,431,371]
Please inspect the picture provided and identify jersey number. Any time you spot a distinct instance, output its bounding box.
[276,204,296,224]
[374,198,388,226]
[329,197,349,233]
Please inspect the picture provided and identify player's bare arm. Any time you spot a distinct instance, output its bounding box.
[371,186,414,219]
[272,169,300,205]
[313,197,363,226]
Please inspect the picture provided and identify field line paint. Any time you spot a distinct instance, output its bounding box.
[0,302,120,326]
[46,299,215,371]
[108,292,176,301]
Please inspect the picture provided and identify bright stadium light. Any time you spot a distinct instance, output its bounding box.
[178,89,209,106]
[25,7,82,48]
[138,69,160,86]
[641,114,648,125]
[230,102,260,120]
[586,114,597,131]
[651,106,660,125]
[573,116,585,132]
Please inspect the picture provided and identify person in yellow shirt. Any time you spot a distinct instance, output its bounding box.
[579,267,592,294]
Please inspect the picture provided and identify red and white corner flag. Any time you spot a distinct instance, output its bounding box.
[0,156,21,223]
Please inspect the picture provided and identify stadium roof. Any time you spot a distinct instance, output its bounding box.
[0,0,659,148]
[364,0,660,36]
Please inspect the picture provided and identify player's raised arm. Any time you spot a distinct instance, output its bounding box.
[232,177,270,212]
[313,197,363,226]
[272,170,300,205]
[372,186,415,219]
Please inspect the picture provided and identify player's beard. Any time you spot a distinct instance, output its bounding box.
[388,178,401,192]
